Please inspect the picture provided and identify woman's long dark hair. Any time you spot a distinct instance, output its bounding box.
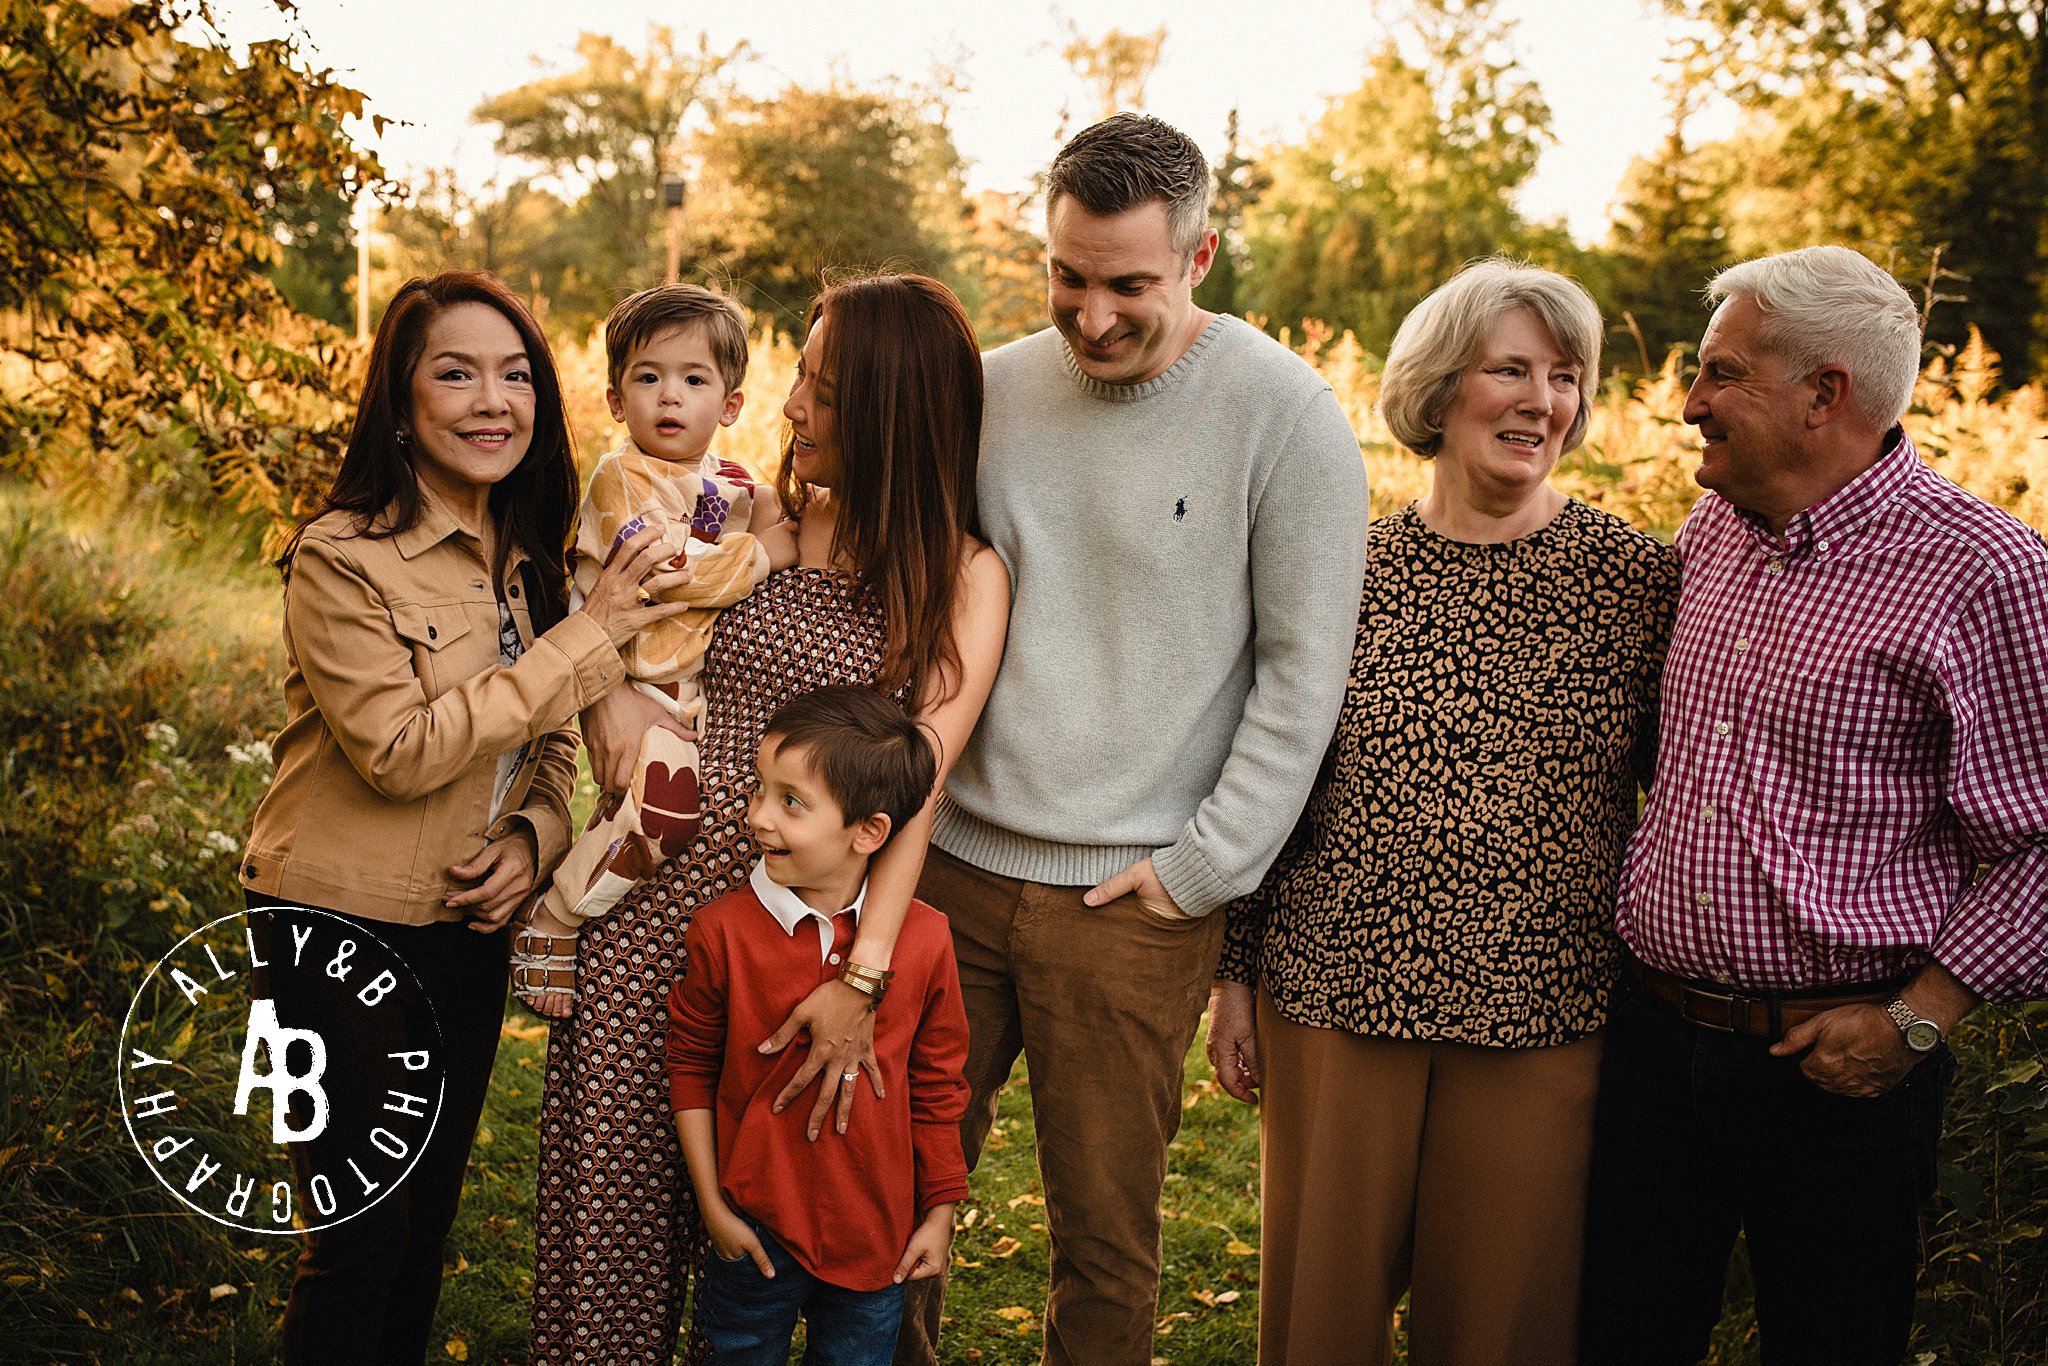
[775,274,984,700]
[278,272,575,619]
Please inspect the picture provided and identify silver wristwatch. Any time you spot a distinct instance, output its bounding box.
[1885,997,1943,1053]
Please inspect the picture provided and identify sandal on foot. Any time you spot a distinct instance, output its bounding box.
[511,926,577,1020]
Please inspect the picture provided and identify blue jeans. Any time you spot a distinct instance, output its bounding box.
[697,1216,907,1365]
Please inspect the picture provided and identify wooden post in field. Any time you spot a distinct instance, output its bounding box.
[354,188,374,342]
[662,176,688,283]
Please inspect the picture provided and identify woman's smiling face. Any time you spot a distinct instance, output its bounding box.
[404,301,536,513]
[1436,305,1581,490]
[782,314,842,489]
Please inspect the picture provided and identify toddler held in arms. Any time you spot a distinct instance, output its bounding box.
[514,284,797,1017]
[667,686,969,1362]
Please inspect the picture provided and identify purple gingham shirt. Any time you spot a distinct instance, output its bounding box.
[1618,430,2048,1002]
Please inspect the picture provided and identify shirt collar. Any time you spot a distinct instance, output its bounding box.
[390,483,466,560]
[387,484,530,573]
[1737,426,1916,559]
[748,860,865,960]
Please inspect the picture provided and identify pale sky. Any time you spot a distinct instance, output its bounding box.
[204,0,1733,245]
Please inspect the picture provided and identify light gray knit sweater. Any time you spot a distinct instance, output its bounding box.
[933,317,1370,917]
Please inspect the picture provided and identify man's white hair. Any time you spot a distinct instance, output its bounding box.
[1706,246,1923,431]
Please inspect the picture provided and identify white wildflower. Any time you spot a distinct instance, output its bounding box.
[204,830,239,854]
[225,740,273,767]
[142,721,180,752]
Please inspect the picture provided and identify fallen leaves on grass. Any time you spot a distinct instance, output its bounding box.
[988,1236,1022,1258]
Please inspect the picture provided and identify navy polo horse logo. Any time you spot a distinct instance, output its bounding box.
[1174,498,1187,522]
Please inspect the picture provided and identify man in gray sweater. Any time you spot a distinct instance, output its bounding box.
[899,114,1369,1365]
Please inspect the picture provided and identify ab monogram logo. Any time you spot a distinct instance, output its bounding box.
[117,907,446,1234]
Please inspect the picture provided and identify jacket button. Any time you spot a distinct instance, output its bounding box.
[427,625,437,640]
[244,865,256,877]
[510,584,520,597]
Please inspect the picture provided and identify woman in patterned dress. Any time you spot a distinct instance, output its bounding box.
[528,274,1010,1364]
[1209,259,1681,1366]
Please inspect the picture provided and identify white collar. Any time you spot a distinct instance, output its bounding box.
[748,861,866,962]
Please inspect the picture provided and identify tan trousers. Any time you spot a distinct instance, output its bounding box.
[896,847,1227,1366]
[1256,991,1602,1366]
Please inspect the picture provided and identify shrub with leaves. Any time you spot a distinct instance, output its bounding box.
[0,0,384,527]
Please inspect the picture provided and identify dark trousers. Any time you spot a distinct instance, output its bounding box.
[1578,984,1952,1366]
[697,1215,907,1365]
[248,893,509,1366]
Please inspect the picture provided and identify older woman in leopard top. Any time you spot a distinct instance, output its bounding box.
[1211,259,1680,1366]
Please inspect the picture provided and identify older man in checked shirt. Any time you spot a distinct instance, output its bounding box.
[1578,246,2048,1366]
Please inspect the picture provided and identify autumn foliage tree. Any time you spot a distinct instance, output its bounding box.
[472,27,748,308]
[1237,0,1554,354]
[1664,0,2048,376]
[2,1,384,518]
[681,80,971,332]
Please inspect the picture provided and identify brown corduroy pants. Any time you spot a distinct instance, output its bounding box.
[1255,991,1603,1366]
[895,846,1227,1366]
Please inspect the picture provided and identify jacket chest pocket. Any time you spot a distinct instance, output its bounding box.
[390,602,480,699]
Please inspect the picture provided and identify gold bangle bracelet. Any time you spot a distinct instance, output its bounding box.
[841,962,894,984]
[837,968,885,998]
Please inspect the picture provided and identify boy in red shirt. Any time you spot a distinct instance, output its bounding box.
[666,686,970,1362]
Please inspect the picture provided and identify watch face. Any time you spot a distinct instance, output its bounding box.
[1905,1020,1941,1052]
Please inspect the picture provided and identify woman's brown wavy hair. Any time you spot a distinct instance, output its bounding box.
[776,273,984,700]
[278,271,576,620]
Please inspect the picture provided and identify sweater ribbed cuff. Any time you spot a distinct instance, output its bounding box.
[1149,839,1233,920]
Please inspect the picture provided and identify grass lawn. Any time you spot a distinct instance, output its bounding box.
[429,1014,1263,1365]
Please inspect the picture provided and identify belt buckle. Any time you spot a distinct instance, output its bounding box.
[1680,986,1744,1033]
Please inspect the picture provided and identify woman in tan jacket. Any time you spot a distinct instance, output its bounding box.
[240,271,684,1366]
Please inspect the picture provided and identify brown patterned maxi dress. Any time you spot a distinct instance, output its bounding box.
[529,567,901,1364]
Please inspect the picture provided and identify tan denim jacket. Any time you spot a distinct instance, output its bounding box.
[241,493,625,925]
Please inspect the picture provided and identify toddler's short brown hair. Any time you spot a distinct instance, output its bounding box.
[604,283,749,393]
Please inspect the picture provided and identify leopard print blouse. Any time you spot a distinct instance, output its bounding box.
[1220,500,1680,1047]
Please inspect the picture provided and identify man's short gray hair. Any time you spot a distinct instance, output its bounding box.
[1380,258,1604,458]
[1706,246,1922,431]
[1045,113,1213,261]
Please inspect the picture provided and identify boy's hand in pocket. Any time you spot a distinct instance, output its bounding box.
[893,1203,955,1284]
[705,1204,776,1279]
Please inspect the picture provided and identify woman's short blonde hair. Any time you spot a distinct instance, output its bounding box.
[1380,258,1603,458]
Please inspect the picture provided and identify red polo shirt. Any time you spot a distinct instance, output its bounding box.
[666,866,971,1291]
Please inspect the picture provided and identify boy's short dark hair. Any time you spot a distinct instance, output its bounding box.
[604,283,750,393]
[1045,112,1212,260]
[761,686,936,844]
